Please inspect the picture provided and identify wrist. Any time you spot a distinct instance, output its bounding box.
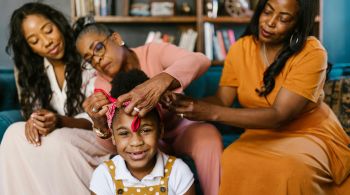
[209,105,220,121]
[56,114,63,128]
[92,124,111,139]
[158,72,178,91]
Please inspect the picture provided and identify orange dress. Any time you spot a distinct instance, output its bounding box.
[219,36,350,194]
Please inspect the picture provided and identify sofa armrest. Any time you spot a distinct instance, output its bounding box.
[0,68,19,111]
[0,109,23,141]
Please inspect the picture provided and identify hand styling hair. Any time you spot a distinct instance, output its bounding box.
[110,69,161,123]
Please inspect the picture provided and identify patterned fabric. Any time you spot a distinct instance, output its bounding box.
[105,156,176,195]
[324,78,350,134]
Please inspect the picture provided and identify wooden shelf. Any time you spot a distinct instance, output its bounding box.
[203,16,251,24]
[72,16,197,23]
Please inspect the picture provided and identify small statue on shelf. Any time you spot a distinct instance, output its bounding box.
[180,2,192,15]
[225,0,253,17]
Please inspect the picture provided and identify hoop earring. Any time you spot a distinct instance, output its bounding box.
[289,32,299,47]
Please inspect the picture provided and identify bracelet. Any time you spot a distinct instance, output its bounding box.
[92,125,111,139]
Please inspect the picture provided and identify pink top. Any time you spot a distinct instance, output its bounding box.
[94,42,211,152]
[95,42,210,93]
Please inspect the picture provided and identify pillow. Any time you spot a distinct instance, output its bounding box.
[324,78,350,134]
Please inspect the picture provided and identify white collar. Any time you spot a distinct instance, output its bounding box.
[114,152,165,182]
[44,58,51,69]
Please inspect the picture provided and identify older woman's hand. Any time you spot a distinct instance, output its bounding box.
[83,92,109,130]
[117,73,180,117]
[162,92,214,121]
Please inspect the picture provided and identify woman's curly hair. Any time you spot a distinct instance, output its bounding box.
[6,2,84,119]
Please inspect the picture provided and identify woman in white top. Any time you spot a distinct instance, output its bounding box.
[0,3,110,195]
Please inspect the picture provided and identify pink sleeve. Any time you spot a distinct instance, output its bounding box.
[94,72,112,93]
[147,43,211,91]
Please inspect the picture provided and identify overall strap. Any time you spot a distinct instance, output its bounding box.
[104,156,177,195]
[105,160,125,195]
[157,156,176,194]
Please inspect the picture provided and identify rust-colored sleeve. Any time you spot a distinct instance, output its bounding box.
[283,44,327,103]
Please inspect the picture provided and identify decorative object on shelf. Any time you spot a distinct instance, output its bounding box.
[224,0,253,17]
[130,2,150,16]
[150,0,175,16]
[206,0,219,18]
[180,2,192,15]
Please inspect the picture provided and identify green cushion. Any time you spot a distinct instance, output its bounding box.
[0,110,23,141]
[0,69,19,111]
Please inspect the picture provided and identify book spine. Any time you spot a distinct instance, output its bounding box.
[228,29,236,45]
[216,30,227,58]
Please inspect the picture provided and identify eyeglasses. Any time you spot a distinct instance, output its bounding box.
[82,34,111,69]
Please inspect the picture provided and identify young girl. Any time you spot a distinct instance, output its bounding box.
[90,69,195,195]
[74,19,222,195]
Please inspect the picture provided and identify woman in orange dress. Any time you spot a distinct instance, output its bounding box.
[166,0,350,194]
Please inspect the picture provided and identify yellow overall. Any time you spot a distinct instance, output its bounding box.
[105,156,176,195]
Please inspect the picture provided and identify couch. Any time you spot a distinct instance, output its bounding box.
[0,66,243,145]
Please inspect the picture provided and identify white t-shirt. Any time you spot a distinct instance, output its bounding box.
[90,152,194,195]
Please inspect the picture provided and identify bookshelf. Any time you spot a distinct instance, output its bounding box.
[71,0,322,65]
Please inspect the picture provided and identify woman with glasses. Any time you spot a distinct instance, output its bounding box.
[73,18,222,195]
[0,3,110,195]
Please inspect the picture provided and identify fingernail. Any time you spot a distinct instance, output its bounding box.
[35,138,39,142]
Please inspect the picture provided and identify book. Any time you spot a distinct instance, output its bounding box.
[93,0,100,16]
[216,30,227,58]
[204,22,214,60]
[228,29,236,45]
[145,31,156,44]
[187,29,198,52]
[213,35,224,61]
[222,30,231,52]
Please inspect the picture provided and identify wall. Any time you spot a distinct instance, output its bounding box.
[323,0,350,64]
[0,0,71,68]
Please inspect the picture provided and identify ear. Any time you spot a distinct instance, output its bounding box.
[110,32,125,46]
[111,134,116,145]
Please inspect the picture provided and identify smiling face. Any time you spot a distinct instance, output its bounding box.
[112,109,161,178]
[22,14,65,60]
[259,0,299,45]
[76,32,125,78]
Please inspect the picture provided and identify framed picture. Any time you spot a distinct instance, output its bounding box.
[150,0,176,16]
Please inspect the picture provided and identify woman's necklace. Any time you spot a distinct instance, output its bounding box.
[261,43,270,67]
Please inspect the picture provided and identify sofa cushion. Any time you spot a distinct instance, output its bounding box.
[0,69,19,111]
[0,109,23,141]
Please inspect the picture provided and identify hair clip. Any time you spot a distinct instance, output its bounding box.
[83,15,95,26]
